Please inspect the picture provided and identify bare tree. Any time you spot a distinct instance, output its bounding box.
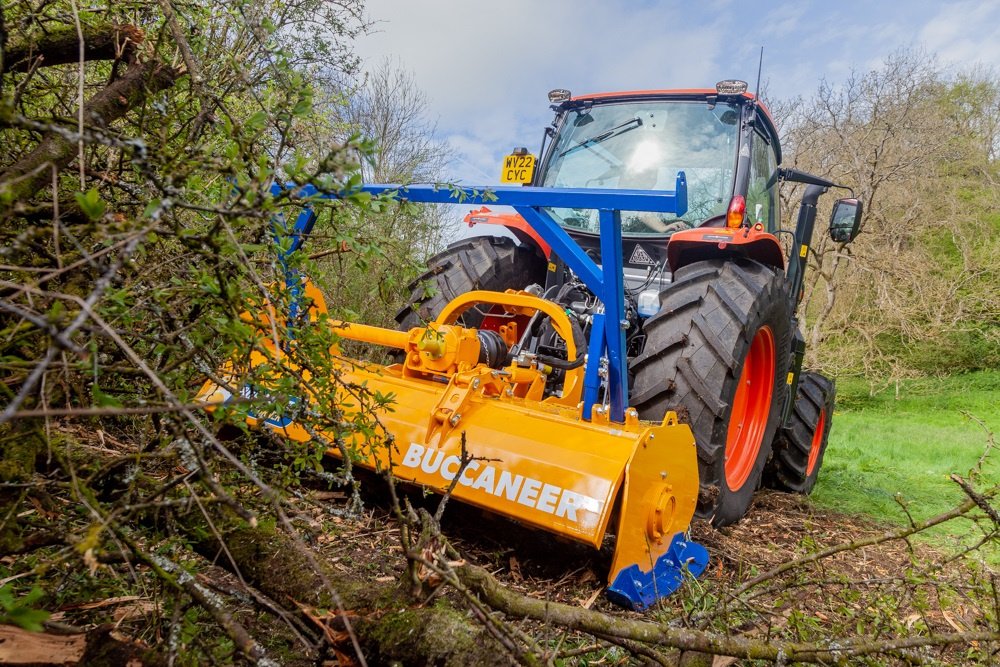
[778,50,1000,382]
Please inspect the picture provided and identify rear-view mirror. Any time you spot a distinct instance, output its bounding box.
[830,198,863,243]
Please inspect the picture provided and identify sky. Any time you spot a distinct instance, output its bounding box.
[351,0,1000,225]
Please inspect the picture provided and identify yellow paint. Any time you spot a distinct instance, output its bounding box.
[787,371,794,385]
[332,320,409,349]
[799,244,808,258]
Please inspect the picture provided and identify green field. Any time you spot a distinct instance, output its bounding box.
[810,370,1000,559]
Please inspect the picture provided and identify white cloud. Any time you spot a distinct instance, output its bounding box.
[760,3,808,38]
[918,0,1000,68]
[352,0,1000,185]
[355,0,730,183]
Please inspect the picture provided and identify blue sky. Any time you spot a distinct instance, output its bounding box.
[354,0,1000,187]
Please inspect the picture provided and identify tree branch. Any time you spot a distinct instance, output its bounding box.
[458,561,1000,663]
[1,23,144,74]
[0,58,178,202]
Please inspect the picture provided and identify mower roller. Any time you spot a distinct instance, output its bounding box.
[196,80,864,610]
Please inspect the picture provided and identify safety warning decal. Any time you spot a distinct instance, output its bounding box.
[629,244,656,265]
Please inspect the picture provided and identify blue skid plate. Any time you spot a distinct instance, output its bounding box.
[606,534,710,610]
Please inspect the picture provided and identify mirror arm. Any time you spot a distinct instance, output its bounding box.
[786,183,827,313]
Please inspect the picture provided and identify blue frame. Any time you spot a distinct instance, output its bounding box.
[272,176,687,423]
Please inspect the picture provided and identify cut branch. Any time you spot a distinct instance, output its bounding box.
[458,562,1000,663]
[1,23,144,74]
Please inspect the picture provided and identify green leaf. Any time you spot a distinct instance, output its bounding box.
[142,199,163,219]
[0,586,50,632]
[92,385,123,408]
[293,96,313,118]
[246,111,268,133]
[74,188,106,221]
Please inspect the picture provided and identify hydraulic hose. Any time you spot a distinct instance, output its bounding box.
[535,352,586,370]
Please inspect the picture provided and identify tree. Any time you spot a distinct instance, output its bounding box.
[303,58,454,330]
[777,50,1000,383]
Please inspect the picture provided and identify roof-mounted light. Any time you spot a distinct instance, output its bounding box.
[548,88,572,103]
[716,79,748,95]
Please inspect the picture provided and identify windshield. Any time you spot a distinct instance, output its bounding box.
[539,100,740,236]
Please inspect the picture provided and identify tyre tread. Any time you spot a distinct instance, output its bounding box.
[765,372,835,494]
[630,258,792,526]
[396,236,545,330]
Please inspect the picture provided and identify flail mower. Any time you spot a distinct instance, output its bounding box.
[196,80,863,610]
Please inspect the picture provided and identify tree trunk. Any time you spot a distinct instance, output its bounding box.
[193,519,512,667]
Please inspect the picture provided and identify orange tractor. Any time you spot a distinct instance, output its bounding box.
[198,80,863,609]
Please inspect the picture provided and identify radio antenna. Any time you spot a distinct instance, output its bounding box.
[753,47,764,112]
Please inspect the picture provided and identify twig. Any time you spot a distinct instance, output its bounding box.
[459,561,1000,663]
[434,431,471,523]
[0,233,145,424]
[5,400,249,419]
[0,299,85,354]
[950,475,1000,528]
[138,546,275,665]
[592,631,674,666]
[729,494,986,598]
[962,411,996,480]
[68,0,85,186]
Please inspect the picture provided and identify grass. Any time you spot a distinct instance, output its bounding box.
[809,370,999,561]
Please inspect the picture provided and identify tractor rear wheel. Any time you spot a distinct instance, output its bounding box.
[396,235,546,330]
[765,372,835,494]
[629,259,792,526]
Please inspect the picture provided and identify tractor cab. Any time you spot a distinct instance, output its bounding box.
[475,82,783,293]
[537,85,780,237]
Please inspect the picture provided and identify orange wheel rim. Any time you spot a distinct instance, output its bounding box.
[806,408,826,476]
[724,326,776,490]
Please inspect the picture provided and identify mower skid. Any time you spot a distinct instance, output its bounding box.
[607,411,704,608]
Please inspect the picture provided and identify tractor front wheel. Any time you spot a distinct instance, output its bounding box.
[396,235,546,330]
[765,372,835,494]
[630,259,792,526]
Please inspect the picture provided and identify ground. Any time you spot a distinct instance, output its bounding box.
[5,372,997,665]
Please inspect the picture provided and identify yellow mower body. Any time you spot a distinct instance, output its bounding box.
[196,283,702,601]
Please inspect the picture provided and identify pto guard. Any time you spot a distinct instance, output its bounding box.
[196,288,708,610]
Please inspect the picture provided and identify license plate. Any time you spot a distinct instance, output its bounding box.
[500,153,536,184]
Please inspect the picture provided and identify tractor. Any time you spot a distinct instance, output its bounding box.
[398,81,862,526]
[196,80,863,610]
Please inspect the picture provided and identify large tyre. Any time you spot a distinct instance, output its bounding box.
[629,259,792,526]
[765,372,835,494]
[396,235,546,330]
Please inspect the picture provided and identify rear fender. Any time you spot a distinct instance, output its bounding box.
[465,207,551,258]
[667,226,784,273]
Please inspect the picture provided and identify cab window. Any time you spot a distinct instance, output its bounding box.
[539,100,740,236]
[747,131,779,232]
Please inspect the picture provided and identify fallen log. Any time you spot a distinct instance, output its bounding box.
[191,505,1000,666]
[194,518,512,666]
